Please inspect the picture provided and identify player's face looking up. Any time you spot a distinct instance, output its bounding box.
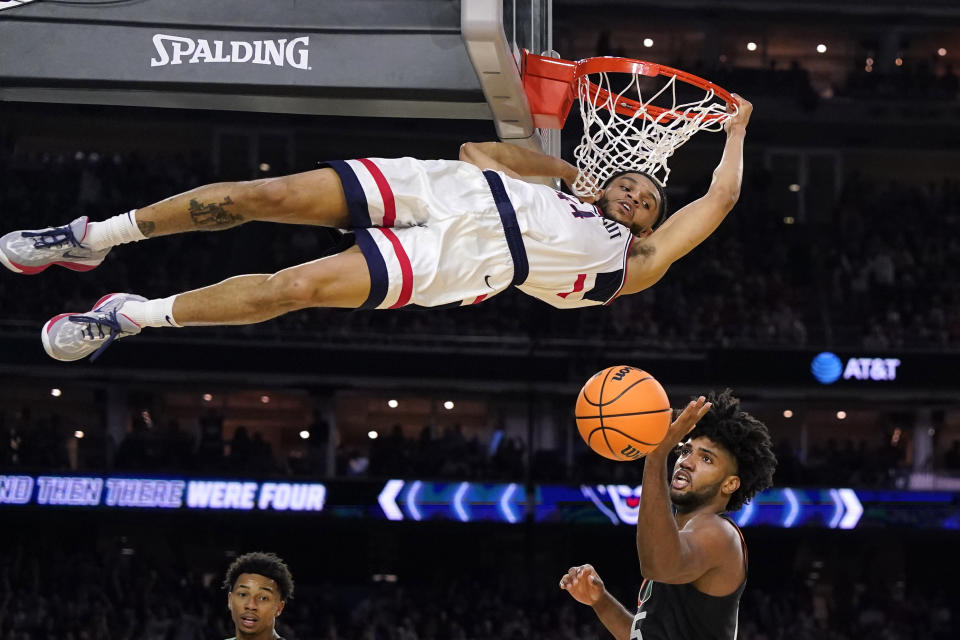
[595,173,661,237]
[228,573,285,637]
[669,436,741,512]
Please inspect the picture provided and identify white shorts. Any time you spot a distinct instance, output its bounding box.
[323,158,527,309]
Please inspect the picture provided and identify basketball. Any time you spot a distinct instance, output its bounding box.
[575,365,672,461]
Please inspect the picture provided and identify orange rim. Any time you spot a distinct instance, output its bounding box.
[575,56,735,122]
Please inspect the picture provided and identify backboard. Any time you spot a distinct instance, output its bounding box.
[462,0,558,164]
[0,0,555,155]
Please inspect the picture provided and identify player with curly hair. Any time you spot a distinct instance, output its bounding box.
[560,389,777,640]
[222,551,294,640]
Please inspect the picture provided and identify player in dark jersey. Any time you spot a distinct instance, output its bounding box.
[560,389,776,640]
[222,551,294,640]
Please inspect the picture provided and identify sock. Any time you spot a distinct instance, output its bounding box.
[118,295,182,328]
[84,210,148,251]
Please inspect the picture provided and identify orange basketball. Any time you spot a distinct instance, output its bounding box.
[575,365,672,461]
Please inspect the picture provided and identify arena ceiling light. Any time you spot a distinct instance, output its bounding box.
[368,430,379,440]
[642,38,653,48]
[443,401,455,410]
[50,388,62,397]
[387,399,399,408]
[298,430,310,440]
[746,42,758,52]
[816,44,827,53]
[938,48,947,56]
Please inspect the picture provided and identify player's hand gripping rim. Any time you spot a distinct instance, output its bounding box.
[723,93,752,133]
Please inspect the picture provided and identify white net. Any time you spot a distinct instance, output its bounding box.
[571,70,733,197]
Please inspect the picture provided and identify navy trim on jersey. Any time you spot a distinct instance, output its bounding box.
[354,229,388,309]
[482,170,529,287]
[584,270,625,303]
[320,160,371,227]
[603,234,635,306]
[406,301,464,310]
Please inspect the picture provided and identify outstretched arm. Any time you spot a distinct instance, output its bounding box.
[634,398,742,589]
[621,95,752,294]
[560,564,633,640]
[460,141,579,187]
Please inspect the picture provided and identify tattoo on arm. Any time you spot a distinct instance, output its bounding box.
[136,220,157,237]
[188,196,244,229]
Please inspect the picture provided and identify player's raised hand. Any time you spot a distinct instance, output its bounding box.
[651,396,713,457]
[724,93,752,132]
[559,564,605,606]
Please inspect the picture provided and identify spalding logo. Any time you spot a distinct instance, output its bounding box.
[150,34,311,69]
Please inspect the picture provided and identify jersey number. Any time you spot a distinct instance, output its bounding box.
[630,611,646,640]
[557,191,599,219]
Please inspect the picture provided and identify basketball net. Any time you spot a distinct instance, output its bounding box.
[571,71,733,197]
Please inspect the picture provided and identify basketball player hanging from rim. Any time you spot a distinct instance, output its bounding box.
[0,65,752,361]
[559,390,777,640]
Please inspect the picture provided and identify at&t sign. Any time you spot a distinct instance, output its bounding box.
[811,352,901,385]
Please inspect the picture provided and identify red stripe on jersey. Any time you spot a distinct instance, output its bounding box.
[358,158,397,227]
[471,294,488,305]
[379,228,413,308]
[557,273,587,299]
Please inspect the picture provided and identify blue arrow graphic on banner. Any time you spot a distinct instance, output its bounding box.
[782,488,800,527]
[378,479,404,521]
[499,483,519,523]
[837,489,863,529]
[406,480,424,521]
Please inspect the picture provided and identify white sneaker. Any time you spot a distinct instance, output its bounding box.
[0,216,110,274]
[42,293,146,362]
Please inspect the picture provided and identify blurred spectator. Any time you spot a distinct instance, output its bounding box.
[0,530,954,640]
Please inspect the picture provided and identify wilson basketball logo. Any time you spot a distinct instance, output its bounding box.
[620,444,643,459]
[611,366,633,382]
[575,365,672,461]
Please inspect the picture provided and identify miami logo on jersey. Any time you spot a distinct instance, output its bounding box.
[637,579,654,607]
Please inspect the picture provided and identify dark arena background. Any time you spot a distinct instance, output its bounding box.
[1,1,959,639]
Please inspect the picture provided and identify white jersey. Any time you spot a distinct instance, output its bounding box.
[322,157,634,310]
[497,173,634,308]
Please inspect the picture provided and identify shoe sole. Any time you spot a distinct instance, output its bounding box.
[41,313,80,361]
[0,250,102,275]
[41,293,126,362]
